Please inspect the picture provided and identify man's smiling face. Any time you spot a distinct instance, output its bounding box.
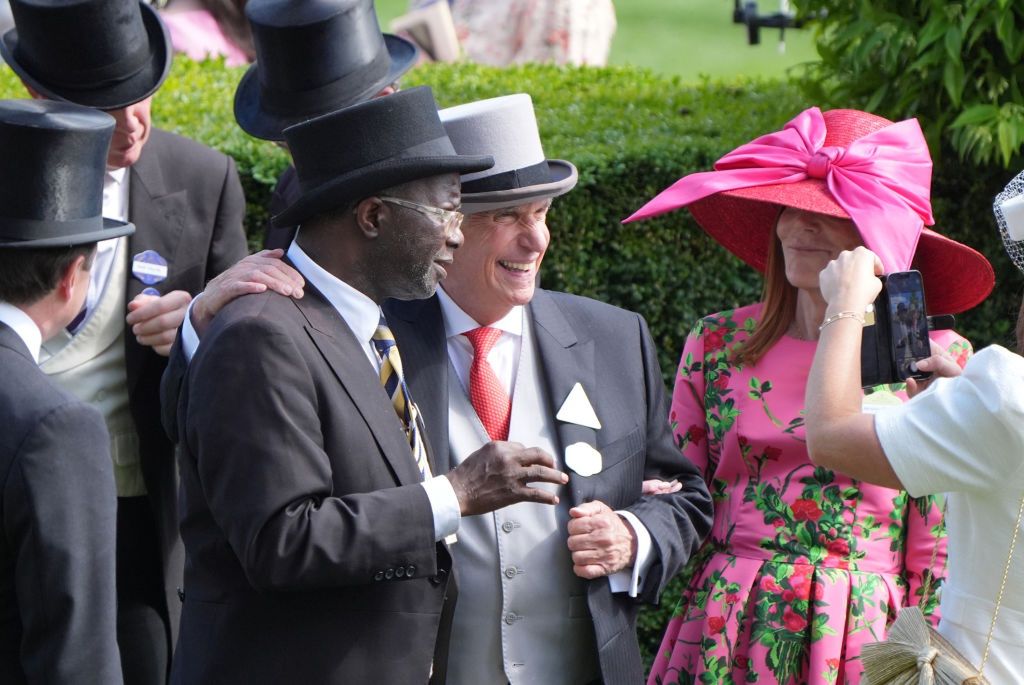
[439,198,552,325]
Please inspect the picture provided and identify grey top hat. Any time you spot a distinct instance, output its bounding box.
[439,94,578,214]
[0,99,134,249]
[1,0,171,111]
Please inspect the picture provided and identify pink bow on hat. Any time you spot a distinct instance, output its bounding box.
[625,107,935,273]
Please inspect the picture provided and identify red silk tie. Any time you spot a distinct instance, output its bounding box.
[464,327,511,441]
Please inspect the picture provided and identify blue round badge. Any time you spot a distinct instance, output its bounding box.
[131,250,169,286]
[141,287,161,296]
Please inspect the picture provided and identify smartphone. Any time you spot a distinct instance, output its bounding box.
[860,270,933,387]
[884,271,932,381]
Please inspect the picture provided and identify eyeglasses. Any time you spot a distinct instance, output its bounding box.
[379,196,464,234]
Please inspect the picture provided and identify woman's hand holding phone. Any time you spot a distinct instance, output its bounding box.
[905,341,963,397]
[819,247,885,314]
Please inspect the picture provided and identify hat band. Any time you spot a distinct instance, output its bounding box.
[259,50,390,116]
[18,39,150,93]
[461,160,550,194]
[0,215,103,242]
[298,134,456,191]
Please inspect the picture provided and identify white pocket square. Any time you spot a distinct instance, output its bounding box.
[555,382,602,430]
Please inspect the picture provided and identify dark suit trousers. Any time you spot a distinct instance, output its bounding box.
[117,496,170,685]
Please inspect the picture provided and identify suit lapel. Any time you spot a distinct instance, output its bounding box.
[294,284,423,487]
[124,139,188,394]
[529,290,600,505]
[384,296,451,474]
[126,140,190,301]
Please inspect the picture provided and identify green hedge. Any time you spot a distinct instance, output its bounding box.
[2,58,1019,666]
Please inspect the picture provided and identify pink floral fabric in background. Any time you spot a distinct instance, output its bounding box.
[648,303,970,685]
[411,0,617,66]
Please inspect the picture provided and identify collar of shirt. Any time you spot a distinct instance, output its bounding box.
[436,285,523,396]
[103,167,129,223]
[0,301,42,363]
[286,234,382,370]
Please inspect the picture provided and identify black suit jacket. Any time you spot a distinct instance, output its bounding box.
[385,289,714,684]
[123,127,247,644]
[0,324,121,684]
[171,287,455,684]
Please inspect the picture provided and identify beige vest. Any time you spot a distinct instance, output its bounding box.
[40,237,145,496]
[446,316,599,685]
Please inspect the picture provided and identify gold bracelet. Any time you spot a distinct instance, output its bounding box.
[818,310,865,331]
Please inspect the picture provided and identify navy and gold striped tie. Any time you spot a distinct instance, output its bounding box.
[372,315,431,481]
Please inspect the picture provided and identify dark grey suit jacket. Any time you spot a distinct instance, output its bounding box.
[123,128,248,645]
[171,287,454,684]
[0,324,121,684]
[384,289,714,684]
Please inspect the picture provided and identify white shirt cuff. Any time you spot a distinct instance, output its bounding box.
[421,475,461,542]
[181,295,202,362]
[607,510,653,597]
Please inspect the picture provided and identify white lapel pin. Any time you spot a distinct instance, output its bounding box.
[555,382,602,430]
[565,442,603,477]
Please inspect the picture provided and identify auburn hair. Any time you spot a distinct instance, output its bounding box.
[732,226,797,366]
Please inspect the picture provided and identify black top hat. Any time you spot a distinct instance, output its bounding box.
[0,99,135,249]
[273,86,494,228]
[1,0,172,111]
[234,0,419,142]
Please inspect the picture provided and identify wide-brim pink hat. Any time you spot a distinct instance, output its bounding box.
[627,108,994,315]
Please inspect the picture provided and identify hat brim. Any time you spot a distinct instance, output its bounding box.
[235,33,418,142]
[0,217,135,248]
[0,2,171,110]
[461,159,578,214]
[273,154,493,228]
[687,184,994,314]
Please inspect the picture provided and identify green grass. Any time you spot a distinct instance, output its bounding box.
[374,0,819,82]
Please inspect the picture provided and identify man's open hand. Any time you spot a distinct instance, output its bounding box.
[447,442,567,516]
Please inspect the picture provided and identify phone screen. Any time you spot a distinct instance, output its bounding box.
[885,271,930,379]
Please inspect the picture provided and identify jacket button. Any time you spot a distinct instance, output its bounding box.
[176,587,185,602]
[385,568,395,580]
[406,565,416,578]
[395,566,406,578]
[429,567,448,586]
[504,567,518,579]
[504,612,519,625]
[373,571,384,581]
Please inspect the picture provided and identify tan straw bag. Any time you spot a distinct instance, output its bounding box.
[861,495,1024,685]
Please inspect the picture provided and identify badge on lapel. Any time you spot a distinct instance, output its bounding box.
[131,249,168,286]
[557,382,603,477]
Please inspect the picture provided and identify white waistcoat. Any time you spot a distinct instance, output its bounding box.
[40,237,144,496]
[446,318,599,685]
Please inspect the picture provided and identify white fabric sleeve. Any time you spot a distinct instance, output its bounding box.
[874,345,1024,497]
[181,296,202,362]
[420,475,461,542]
[607,510,653,597]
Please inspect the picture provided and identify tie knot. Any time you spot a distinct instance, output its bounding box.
[464,326,502,357]
[372,316,396,354]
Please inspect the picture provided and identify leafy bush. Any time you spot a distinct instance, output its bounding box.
[1,57,1018,665]
[797,0,1024,167]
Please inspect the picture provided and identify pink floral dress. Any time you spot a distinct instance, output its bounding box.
[649,303,970,685]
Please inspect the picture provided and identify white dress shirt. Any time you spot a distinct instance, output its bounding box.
[68,168,129,335]
[435,286,653,596]
[182,237,461,543]
[0,301,42,362]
